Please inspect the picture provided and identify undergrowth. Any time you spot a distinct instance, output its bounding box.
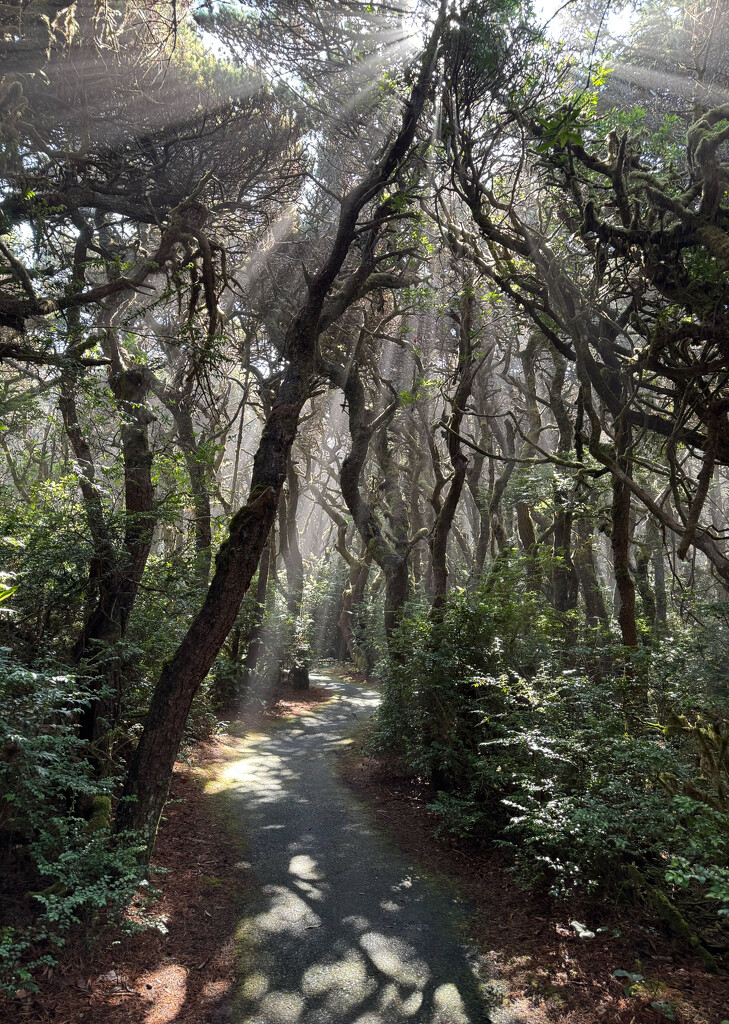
[373,553,729,955]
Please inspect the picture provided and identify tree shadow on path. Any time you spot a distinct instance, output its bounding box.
[211,673,529,1024]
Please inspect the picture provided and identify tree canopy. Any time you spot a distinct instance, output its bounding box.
[2,0,729,1002]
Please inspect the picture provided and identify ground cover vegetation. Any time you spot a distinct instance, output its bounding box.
[1,0,729,1002]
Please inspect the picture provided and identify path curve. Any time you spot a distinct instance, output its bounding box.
[224,672,519,1024]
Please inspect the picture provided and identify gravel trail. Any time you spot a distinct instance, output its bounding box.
[225,672,521,1024]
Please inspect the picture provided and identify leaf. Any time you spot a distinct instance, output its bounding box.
[612,970,643,982]
[651,1003,676,1021]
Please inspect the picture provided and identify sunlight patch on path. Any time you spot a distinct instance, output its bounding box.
[219,672,518,1023]
[359,933,430,989]
[138,963,187,1024]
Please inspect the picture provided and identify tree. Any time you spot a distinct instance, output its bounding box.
[439,0,729,652]
[116,1,450,849]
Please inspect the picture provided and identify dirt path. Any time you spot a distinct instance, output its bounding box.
[223,672,520,1024]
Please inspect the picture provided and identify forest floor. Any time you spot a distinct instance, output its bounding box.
[8,681,332,1024]
[10,670,727,1024]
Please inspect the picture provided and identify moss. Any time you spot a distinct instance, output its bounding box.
[28,879,68,901]
[87,795,112,833]
[201,875,227,889]
[698,224,729,263]
[626,864,720,973]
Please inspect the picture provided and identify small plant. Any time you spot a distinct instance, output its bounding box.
[650,1002,676,1021]
[612,969,644,998]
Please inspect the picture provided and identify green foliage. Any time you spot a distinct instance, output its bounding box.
[122,550,210,720]
[258,553,350,680]
[399,377,438,408]
[489,669,700,895]
[667,857,729,911]
[0,652,146,995]
[375,566,729,941]
[0,576,17,604]
[374,552,561,828]
[301,553,349,660]
[650,1003,676,1022]
[208,591,259,707]
[0,478,95,646]
[535,107,585,152]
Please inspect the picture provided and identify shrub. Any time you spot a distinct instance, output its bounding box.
[374,552,561,818]
[0,652,145,995]
[373,564,729,937]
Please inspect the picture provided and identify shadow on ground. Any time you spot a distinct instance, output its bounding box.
[208,673,528,1024]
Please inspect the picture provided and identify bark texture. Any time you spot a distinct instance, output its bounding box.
[62,350,156,743]
[430,283,476,610]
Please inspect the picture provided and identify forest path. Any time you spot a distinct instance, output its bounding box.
[221,671,524,1024]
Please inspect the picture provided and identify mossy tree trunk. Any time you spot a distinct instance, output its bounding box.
[62,339,156,744]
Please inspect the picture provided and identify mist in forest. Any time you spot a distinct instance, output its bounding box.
[1,0,729,1015]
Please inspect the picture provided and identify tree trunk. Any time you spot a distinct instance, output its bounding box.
[146,364,215,585]
[384,556,409,638]
[552,491,578,613]
[62,360,156,744]
[430,281,475,610]
[242,532,272,682]
[649,519,668,633]
[489,461,515,553]
[466,430,489,578]
[279,457,304,615]
[408,441,427,586]
[229,408,245,501]
[612,420,638,649]
[174,404,213,584]
[116,364,307,848]
[338,367,414,638]
[337,546,371,674]
[516,501,542,591]
[634,539,656,639]
[548,351,578,615]
[515,335,543,590]
[574,518,609,626]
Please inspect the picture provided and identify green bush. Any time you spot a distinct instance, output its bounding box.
[373,562,729,933]
[0,652,145,995]
[0,480,94,649]
[374,552,561,819]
